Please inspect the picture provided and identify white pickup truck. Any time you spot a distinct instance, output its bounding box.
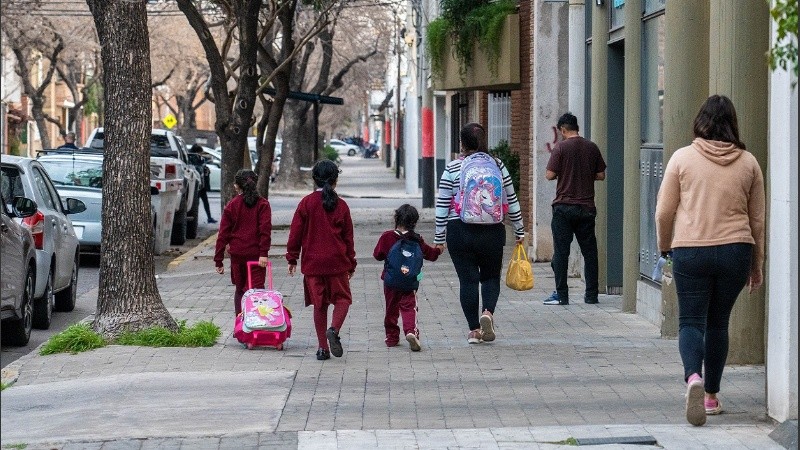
[85,128,203,245]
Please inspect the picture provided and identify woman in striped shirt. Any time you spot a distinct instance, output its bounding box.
[434,123,525,344]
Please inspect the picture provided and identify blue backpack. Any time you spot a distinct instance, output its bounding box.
[384,237,424,291]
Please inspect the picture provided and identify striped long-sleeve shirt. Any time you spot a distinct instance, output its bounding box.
[434,154,524,244]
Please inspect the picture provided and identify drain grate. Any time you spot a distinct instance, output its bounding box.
[575,436,658,446]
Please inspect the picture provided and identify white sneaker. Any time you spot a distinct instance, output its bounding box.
[479,311,495,342]
[406,333,421,352]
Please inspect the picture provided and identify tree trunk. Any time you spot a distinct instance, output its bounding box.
[86,0,176,338]
[30,99,52,150]
[274,99,318,189]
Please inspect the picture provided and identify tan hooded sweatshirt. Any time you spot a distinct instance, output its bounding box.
[655,138,765,270]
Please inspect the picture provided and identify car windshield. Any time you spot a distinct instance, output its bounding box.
[90,131,178,159]
[38,159,104,188]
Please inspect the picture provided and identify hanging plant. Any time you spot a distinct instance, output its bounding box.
[768,0,798,86]
[426,0,517,81]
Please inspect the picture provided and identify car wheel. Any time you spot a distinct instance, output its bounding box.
[54,253,79,312]
[33,266,54,329]
[348,149,356,156]
[186,185,200,240]
[4,264,34,346]
[170,196,188,246]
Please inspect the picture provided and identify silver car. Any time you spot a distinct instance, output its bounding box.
[35,152,103,256]
[1,155,86,330]
[1,194,38,346]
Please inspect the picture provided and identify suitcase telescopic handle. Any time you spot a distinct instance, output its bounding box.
[246,260,273,290]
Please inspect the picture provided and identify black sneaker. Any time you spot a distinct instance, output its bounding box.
[326,327,343,357]
[316,348,330,360]
[584,297,599,304]
[207,217,217,224]
[543,291,569,305]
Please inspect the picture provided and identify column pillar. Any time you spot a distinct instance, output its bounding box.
[590,0,609,293]
[622,0,641,312]
[708,0,769,364]
[661,0,709,337]
[568,0,586,130]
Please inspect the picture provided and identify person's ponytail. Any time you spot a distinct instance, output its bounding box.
[312,160,339,212]
[234,169,260,207]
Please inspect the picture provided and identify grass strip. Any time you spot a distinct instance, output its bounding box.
[39,320,220,355]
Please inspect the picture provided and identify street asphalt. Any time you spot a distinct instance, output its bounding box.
[0,157,786,449]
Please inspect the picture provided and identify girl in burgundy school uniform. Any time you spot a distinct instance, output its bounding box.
[286,160,357,361]
[214,170,272,316]
[373,204,442,351]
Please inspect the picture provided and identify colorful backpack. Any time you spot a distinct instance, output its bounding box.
[454,152,507,224]
[384,235,424,291]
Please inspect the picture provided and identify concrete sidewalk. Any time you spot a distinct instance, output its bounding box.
[0,158,783,449]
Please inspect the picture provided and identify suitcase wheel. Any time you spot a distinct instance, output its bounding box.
[246,343,254,350]
[276,344,284,351]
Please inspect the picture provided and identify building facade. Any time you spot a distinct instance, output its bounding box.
[405,0,797,426]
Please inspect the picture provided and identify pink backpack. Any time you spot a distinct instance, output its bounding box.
[454,152,508,224]
[241,261,288,332]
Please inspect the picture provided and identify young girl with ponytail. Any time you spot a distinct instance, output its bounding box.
[286,160,357,360]
[214,170,272,316]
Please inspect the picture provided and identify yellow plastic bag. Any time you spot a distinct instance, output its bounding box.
[505,243,534,291]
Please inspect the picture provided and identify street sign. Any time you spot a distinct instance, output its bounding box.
[162,114,177,129]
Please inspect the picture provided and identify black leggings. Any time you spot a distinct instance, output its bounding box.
[199,189,213,221]
[446,220,506,331]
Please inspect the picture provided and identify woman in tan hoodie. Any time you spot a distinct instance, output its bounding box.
[655,95,765,427]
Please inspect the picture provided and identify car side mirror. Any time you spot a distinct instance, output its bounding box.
[65,198,86,214]
[150,186,159,196]
[12,196,37,218]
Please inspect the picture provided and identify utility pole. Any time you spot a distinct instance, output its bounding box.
[395,20,402,180]
[420,1,434,207]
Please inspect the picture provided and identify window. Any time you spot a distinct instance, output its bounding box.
[487,92,511,149]
[610,0,625,30]
[641,13,665,144]
[32,167,56,210]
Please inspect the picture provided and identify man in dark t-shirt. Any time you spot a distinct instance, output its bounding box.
[543,113,606,305]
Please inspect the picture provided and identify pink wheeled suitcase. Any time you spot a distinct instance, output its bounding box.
[233,261,292,350]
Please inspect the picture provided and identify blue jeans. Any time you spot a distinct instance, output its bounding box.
[672,243,752,393]
[550,204,599,302]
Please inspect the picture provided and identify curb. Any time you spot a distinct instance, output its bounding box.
[166,233,218,271]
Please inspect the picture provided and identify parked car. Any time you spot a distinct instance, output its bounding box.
[37,149,169,257]
[328,139,360,157]
[1,194,37,346]
[1,156,85,329]
[86,127,203,243]
[36,152,104,256]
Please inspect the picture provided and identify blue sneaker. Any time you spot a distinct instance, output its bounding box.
[543,291,568,305]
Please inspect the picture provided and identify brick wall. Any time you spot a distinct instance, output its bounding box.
[511,0,533,239]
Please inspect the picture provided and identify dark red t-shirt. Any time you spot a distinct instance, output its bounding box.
[546,136,606,208]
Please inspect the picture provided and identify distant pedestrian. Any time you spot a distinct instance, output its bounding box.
[373,204,442,351]
[286,160,357,361]
[190,144,217,224]
[214,170,272,316]
[58,132,79,150]
[434,122,525,344]
[655,95,765,426]
[543,112,606,306]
